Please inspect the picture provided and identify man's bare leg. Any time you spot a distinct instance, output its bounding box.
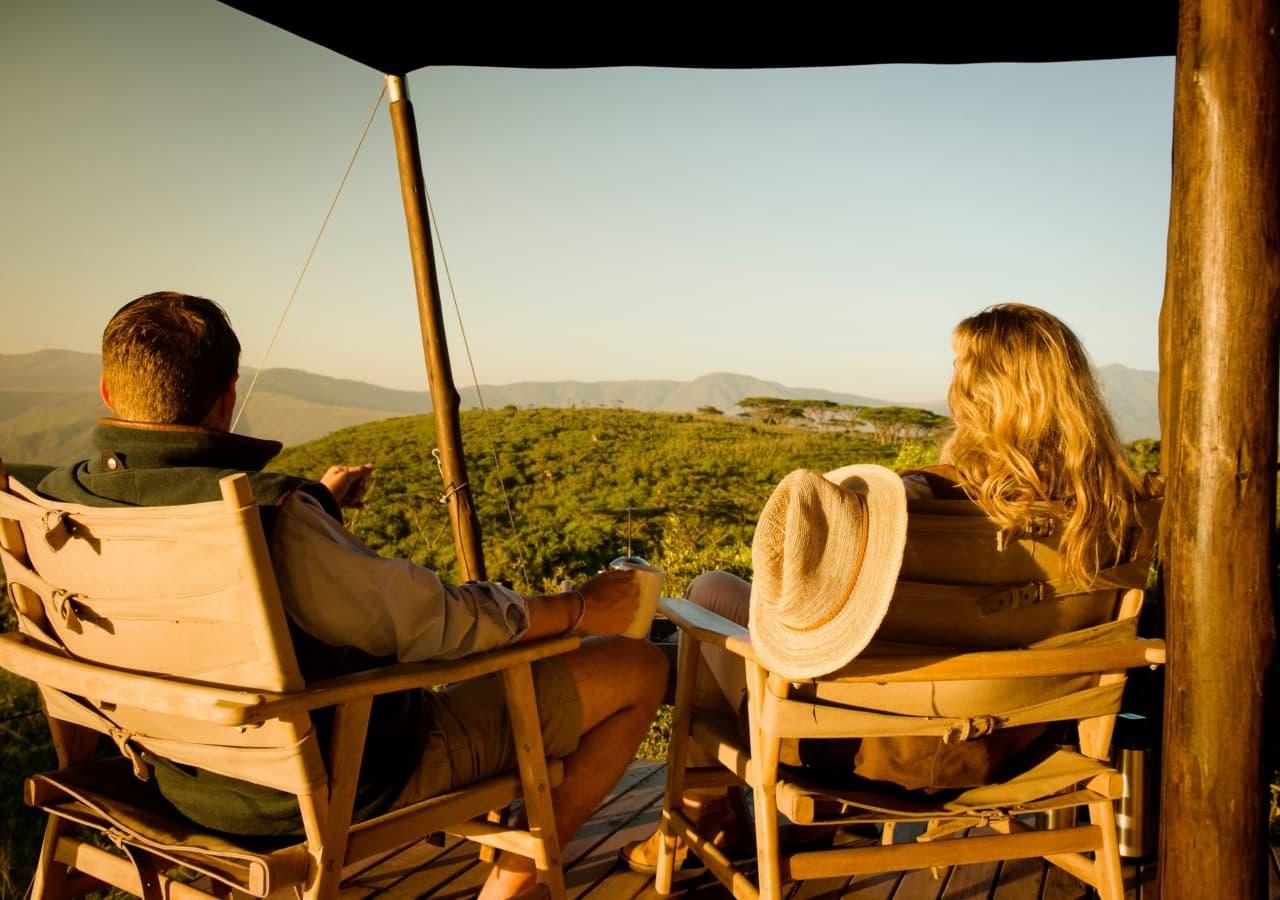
[480,636,667,899]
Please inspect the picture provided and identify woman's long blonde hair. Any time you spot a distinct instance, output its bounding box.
[942,303,1145,586]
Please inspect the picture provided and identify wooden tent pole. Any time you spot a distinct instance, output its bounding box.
[1158,0,1279,895]
[386,73,486,583]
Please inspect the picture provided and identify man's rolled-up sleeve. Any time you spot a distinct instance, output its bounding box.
[270,492,529,662]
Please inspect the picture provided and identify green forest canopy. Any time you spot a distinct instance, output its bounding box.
[271,406,909,594]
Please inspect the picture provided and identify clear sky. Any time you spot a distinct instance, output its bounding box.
[2,1,1175,402]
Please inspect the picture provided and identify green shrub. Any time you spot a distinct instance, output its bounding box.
[0,601,54,900]
[891,441,941,472]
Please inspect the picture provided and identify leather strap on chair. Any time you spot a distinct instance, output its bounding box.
[40,509,74,551]
[38,685,324,796]
[0,489,70,543]
[26,760,307,898]
[764,681,1124,741]
[0,544,121,641]
[0,544,81,640]
[108,728,153,781]
[121,843,164,900]
[30,683,156,781]
[920,813,997,842]
[898,554,1152,619]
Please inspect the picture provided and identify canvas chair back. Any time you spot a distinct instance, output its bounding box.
[0,472,324,798]
[767,486,1164,805]
[875,490,1163,649]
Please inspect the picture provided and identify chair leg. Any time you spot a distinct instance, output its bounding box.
[656,633,703,896]
[297,789,331,900]
[502,662,567,900]
[746,664,783,900]
[31,816,76,900]
[302,699,371,900]
[1088,798,1124,900]
[34,720,100,900]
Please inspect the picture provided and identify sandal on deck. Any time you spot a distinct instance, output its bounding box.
[620,792,754,875]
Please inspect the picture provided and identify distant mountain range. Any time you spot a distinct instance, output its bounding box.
[0,349,1159,466]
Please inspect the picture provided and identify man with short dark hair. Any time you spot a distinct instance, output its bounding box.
[22,292,668,900]
[100,291,242,425]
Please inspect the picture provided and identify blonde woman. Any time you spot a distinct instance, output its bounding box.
[623,302,1151,872]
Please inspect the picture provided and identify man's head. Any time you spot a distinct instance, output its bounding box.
[100,292,241,428]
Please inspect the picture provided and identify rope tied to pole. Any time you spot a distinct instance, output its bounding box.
[233,82,387,431]
[438,482,470,505]
[424,186,533,591]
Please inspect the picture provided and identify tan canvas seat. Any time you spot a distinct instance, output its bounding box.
[654,490,1163,900]
[0,463,576,900]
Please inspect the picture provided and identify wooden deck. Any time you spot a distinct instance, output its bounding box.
[338,761,1172,900]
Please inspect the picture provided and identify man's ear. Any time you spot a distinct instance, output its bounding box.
[98,373,113,413]
[223,374,238,420]
[205,375,239,431]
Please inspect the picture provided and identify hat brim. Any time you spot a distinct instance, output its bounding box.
[750,464,908,679]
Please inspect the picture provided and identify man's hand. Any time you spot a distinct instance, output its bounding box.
[576,568,640,636]
[321,463,375,509]
[519,569,640,642]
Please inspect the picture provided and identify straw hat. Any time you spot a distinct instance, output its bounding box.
[749,465,908,679]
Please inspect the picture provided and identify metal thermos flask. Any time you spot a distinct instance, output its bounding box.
[1111,712,1158,858]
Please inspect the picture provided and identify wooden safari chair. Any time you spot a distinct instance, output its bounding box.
[655,488,1164,900]
[0,464,577,900]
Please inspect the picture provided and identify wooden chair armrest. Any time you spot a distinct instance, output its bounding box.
[0,632,269,725]
[815,638,1166,683]
[241,634,583,723]
[0,631,583,727]
[659,597,757,663]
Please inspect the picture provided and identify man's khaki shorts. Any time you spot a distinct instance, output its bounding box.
[391,655,583,807]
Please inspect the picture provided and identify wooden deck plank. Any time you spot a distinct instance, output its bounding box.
[1040,862,1088,900]
[888,865,950,900]
[582,868,663,900]
[340,836,459,898]
[939,828,999,900]
[348,760,663,899]
[877,825,963,900]
[790,875,853,898]
[989,857,1044,900]
[425,764,666,900]
[562,762,668,896]
[339,761,1179,900]
[341,834,464,898]
[839,872,905,899]
[368,835,483,899]
[940,862,999,900]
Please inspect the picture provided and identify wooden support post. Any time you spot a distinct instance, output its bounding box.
[1158,0,1280,896]
[385,73,487,583]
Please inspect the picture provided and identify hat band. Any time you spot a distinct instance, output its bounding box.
[782,491,869,634]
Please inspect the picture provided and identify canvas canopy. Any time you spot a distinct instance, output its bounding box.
[217,3,1178,74]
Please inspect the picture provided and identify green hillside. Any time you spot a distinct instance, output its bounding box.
[272,407,904,597]
[0,351,1165,472]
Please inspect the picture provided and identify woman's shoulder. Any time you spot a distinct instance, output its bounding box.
[899,464,972,501]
